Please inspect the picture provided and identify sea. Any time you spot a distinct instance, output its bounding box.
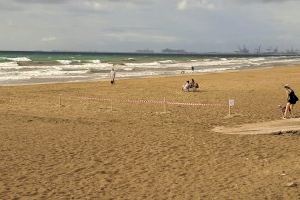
[1,51,300,85]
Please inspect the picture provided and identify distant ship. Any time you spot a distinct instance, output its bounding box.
[161,48,188,54]
[135,49,154,54]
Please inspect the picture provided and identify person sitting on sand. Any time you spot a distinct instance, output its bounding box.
[182,79,200,92]
[190,79,195,88]
[182,81,190,91]
[283,84,298,119]
[188,79,199,92]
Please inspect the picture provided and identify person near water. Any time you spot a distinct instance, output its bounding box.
[110,67,116,85]
[283,84,298,119]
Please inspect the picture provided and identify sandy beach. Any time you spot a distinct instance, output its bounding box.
[1,65,300,199]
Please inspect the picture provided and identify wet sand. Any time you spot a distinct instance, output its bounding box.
[0,65,300,199]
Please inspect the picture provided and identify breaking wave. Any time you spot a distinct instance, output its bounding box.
[1,55,300,85]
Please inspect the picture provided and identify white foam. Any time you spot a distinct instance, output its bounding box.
[249,57,266,62]
[125,62,160,66]
[0,75,31,81]
[57,60,72,65]
[6,57,31,62]
[159,60,174,64]
[1,56,300,84]
[89,60,101,64]
[0,62,19,68]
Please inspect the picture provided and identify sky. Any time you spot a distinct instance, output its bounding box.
[0,0,300,53]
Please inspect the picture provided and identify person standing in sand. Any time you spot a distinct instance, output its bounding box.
[283,84,298,119]
[110,67,116,85]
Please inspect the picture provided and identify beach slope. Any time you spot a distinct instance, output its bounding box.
[1,66,300,199]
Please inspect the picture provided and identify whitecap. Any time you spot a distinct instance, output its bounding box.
[6,57,31,62]
[57,60,72,65]
[159,60,174,64]
[89,60,101,64]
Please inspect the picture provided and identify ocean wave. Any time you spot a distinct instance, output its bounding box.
[124,62,160,67]
[197,67,232,73]
[0,66,51,72]
[60,66,88,71]
[17,61,61,66]
[6,57,32,62]
[0,62,19,68]
[89,60,101,64]
[1,55,300,84]
[159,60,175,64]
[86,68,110,74]
[57,60,72,65]
[248,57,266,62]
[0,75,32,81]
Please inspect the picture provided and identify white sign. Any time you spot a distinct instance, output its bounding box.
[229,99,235,107]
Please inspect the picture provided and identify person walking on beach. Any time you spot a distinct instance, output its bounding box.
[283,84,298,119]
[110,67,116,85]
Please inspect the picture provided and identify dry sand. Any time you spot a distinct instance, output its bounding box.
[0,66,300,199]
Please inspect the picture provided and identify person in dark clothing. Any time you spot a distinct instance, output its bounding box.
[283,84,298,119]
[191,66,195,72]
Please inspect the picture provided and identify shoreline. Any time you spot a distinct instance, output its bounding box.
[1,55,300,87]
[0,63,295,87]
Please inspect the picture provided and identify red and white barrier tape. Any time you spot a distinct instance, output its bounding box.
[167,101,224,106]
[66,96,226,107]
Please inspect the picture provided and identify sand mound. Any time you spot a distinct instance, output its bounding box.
[213,118,300,135]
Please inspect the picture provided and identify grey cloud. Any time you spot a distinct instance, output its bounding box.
[0,0,300,52]
[11,0,152,5]
[12,0,67,3]
[13,0,70,4]
[231,0,296,3]
[4,0,156,14]
[0,1,22,11]
[256,0,295,2]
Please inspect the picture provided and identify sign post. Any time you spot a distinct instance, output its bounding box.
[228,99,235,116]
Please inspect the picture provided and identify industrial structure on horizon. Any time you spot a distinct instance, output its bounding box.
[235,45,299,55]
[134,46,300,55]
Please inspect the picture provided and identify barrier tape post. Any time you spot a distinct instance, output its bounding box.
[110,99,113,112]
[59,94,62,107]
[229,101,230,116]
[163,97,167,113]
